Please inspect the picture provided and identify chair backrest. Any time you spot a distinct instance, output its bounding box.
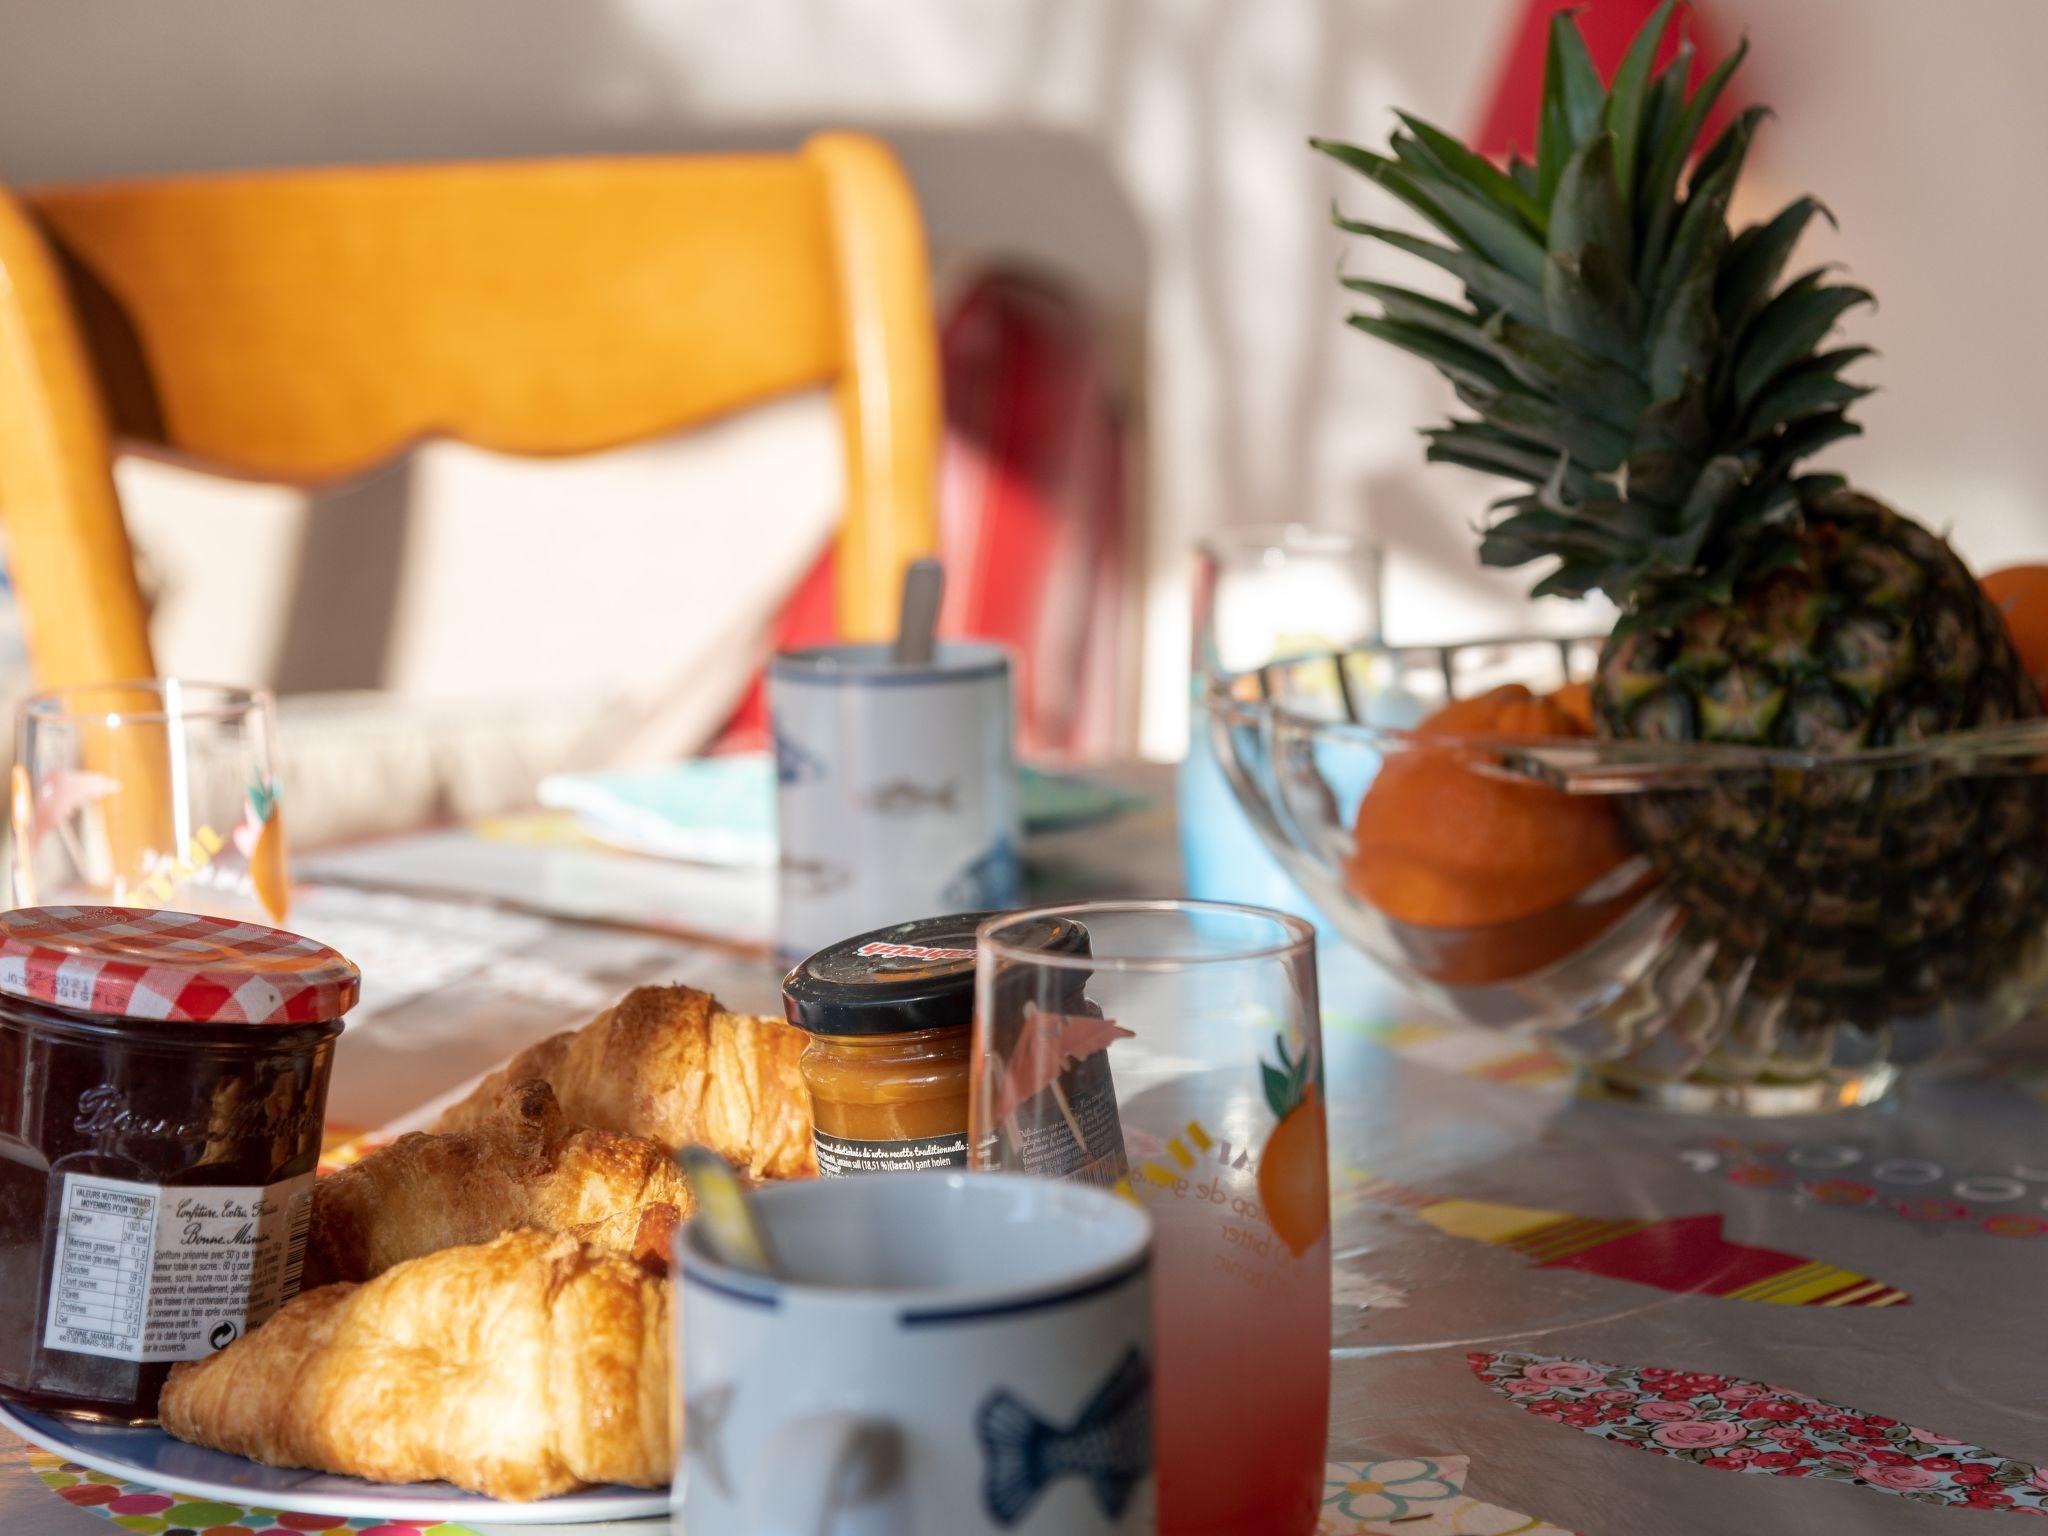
[0,133,940,687]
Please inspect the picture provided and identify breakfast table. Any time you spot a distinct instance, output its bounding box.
[6,767,2047,1536]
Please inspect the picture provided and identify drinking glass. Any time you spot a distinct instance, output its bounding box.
[972,900,1329,1536]
[1179,526,1391,932]
[12,681,290,925]
[1191,524,1383,682]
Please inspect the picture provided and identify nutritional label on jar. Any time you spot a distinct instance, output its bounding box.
[813,1128,972,1176]
[43,1171,314,1363]
[44,1179,155,1358]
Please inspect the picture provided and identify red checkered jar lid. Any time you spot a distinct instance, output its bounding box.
[0,906,360,1025]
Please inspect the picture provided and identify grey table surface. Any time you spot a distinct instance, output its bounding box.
[7,768,2047,1535]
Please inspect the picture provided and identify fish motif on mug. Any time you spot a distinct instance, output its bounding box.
[976,1347,1152,1525]
[685,1383,736,1498]
[773,731,828,787]
[944,836,1023,909]
[864,777,960,815]
[779,856,853,898]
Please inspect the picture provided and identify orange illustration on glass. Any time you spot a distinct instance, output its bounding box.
[973,900,1332,1536]
[12,682,291,925]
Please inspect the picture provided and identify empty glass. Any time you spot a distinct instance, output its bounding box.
[12,680,290,925]
[1179,526,1388,931]
[972,900,1329,1536]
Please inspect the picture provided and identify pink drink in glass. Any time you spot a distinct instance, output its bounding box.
[973,900,1332,1536]
[1130,1129,1329,1532]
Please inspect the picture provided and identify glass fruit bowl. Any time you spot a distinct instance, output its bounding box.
[1205,636,2048,1114]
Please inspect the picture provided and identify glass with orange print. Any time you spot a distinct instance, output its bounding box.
[12,682,291,928]
[972,900,1330,1536]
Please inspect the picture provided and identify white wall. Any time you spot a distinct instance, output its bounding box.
[4,0,2045,756]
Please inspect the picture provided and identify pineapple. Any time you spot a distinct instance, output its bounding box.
[1318,2,2045,1039]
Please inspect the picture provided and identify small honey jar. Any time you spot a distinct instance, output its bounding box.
[783,912,1087,1177]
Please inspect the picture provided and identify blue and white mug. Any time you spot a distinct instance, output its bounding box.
[675,1172,1155,1535]
[769,641,1022,961]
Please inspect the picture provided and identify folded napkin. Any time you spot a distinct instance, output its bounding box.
[541,753,776,865]
[539,755,1147,868]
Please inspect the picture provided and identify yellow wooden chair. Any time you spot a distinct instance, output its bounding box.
[0,133,941,690]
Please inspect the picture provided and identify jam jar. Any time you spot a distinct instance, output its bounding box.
[0,906,357,1423]
[785,912,1102,1178]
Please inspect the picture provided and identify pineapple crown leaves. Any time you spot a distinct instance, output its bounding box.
[1314,0,1876,618]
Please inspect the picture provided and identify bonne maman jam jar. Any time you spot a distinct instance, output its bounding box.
[0,906,357,1423]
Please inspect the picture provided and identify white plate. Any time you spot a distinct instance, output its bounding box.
[0,1402,669,1524]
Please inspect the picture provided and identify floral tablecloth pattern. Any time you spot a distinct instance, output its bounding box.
[39,1441,1579,1535]
[1320,1455,1575,1533]
[1683,1136,2048,1241]
[1472,1351,2048,1515]
[28,1448,479,1536]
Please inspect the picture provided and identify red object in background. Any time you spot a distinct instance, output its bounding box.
[718,268,1130,759]
[937,269,1128,759]
[714,546,836,752]
[1474,0,1737,162]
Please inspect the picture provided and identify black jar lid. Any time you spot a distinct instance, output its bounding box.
[783,911,1089,1038]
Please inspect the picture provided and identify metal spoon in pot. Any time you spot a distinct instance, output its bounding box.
[890,558,944,667]
[675,1144,779,1277]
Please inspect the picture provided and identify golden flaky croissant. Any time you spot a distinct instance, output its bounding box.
[435,984,814,1178]
[304,1079,693,1288]
[161,1229,671,1501]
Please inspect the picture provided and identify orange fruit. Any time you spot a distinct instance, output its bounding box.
[1345,685,1641,985]
[1982,564,2048,706]
[1380,874,1654,986]
[1258,1087,1328,1258]
[1548,680,1595,732]
[1349,685,1632,928]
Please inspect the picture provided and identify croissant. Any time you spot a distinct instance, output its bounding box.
[435,984,814,1179]
[304,1079,692,1288]
[161,1229,672,1501]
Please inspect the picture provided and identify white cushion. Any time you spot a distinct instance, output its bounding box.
[275,689,629,846]
[115,389,843,843]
